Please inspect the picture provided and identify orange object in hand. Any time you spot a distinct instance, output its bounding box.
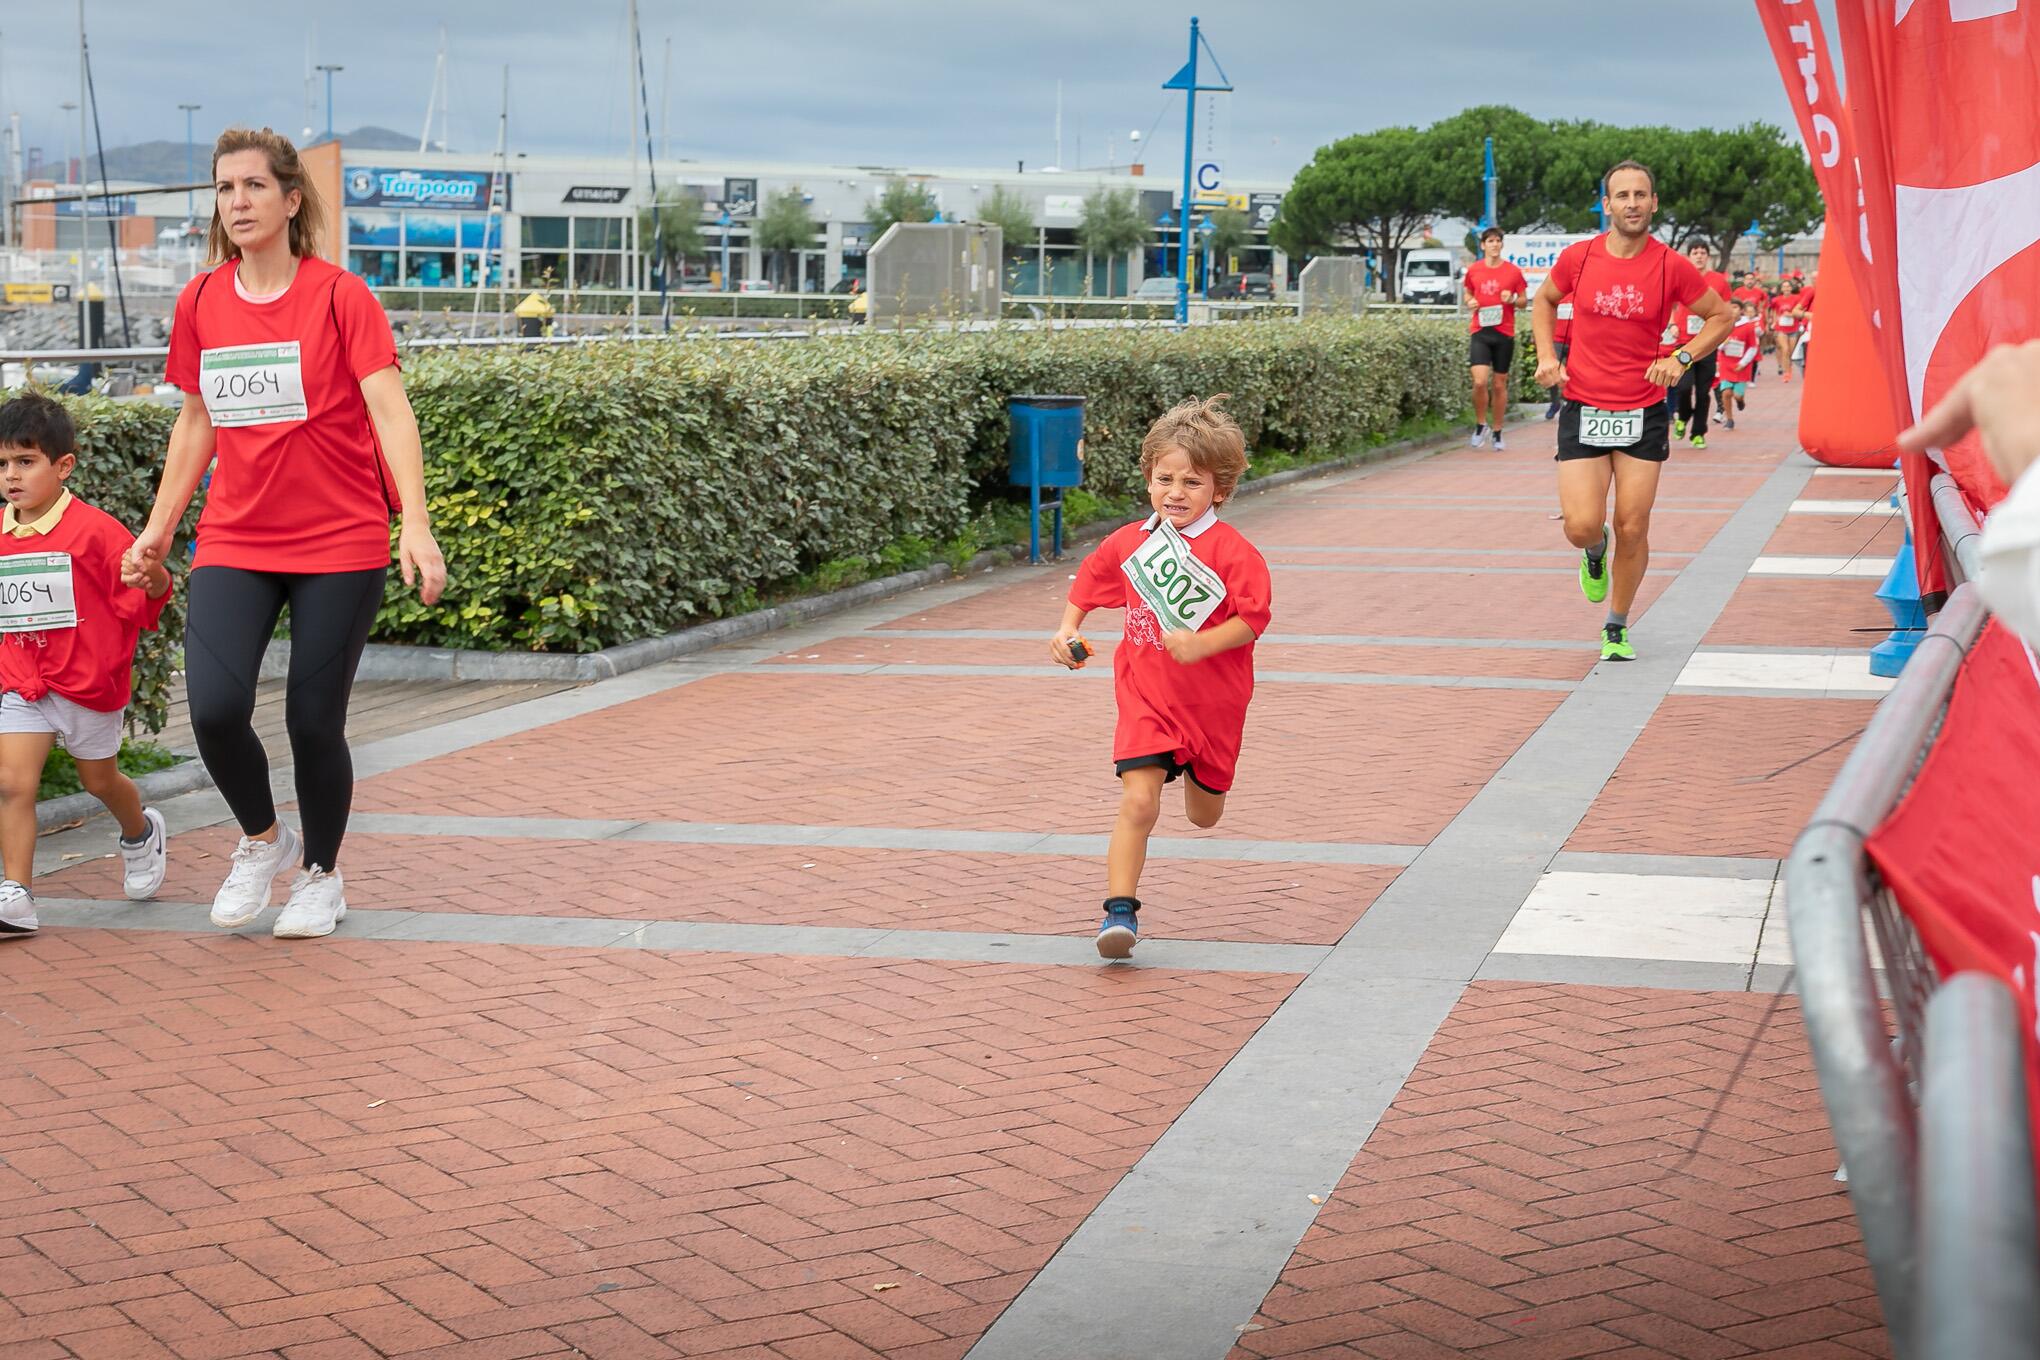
[1067,635,1092,668]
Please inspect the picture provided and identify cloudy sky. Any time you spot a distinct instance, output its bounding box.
[4,1,1810,181]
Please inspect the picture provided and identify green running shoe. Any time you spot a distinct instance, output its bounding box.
[1673,417,1687,438]
[1579,525,1610,604]
[1601,623,1636,661]
[1691,434,1708,450]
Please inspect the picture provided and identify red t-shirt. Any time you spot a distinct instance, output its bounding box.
[1068,515,1273,793]
[167,256,401,573]
[1716,318,1762,382]
[1797,285,1816,313]
[0,498,172,713]
[1463,260,1529,337]
[1553,295,1574,345]
[1547,236,1708,409]
[1769,291,1804,331]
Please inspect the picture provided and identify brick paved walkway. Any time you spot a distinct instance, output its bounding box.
[4,377,1895,1359]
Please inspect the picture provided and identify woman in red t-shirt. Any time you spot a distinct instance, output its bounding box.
[128,127,446,941]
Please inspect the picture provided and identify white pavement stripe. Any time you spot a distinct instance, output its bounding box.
[1674,650,1896,697]
[1749,555,1895,578]
[757,663,1575,691]
[1490,871,1777,967]
[1810,466,1899,478]
[860,628,1596,650]
[29,898,1332,974]
[1788,498,1901,517]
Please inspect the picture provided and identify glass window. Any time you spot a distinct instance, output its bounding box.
[347,211,400,247]
[520,253,567,287]
[404,251,458,287]
[348,250,399,287]
[460,217,503,249]
[573,253,622,289]
[573,217,625,250]
[521,216,569,249]
[1404,257,1450,278]
[404,214,458,249]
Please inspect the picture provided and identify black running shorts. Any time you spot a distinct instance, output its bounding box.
[1554,398,1672,462]
[1469,328,1515,371]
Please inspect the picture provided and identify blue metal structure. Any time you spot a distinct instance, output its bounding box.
[1008,396,1086,564]
[1480,136,1497,231]
[1163,18,1232,326]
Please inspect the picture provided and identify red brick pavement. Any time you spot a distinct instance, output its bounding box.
[763,636,1597,681]
[1230,983,1883,1360]
[40,830,1401,944]
[1568,696,1874,859]
[1761,514,1904,560]
[0,931,1294,1360]
[348,673,1563,845]
[1705,580,1895,651]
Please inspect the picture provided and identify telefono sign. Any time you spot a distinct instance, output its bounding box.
[344,168,509,212]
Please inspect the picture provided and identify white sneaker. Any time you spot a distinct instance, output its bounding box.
[121,807,169,901]
[1492,430,1507,451]
[1470,426,1490,449]
[272,867,347,939]
[0,880,37,934]
[210,823,301,928]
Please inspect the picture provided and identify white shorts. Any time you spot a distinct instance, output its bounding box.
[0,691,124,760]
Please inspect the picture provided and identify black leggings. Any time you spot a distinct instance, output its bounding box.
[185,566,385,872]
[1675,355,1719,435]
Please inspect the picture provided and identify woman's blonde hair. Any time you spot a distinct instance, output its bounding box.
[206,127,324,264]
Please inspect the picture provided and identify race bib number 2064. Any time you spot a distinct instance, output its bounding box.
[1123,520,1228,633]
[199,341,308,427]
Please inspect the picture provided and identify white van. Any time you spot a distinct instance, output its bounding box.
[1400,247,1457,306]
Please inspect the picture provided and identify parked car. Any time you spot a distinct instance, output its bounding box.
[829,275,865,295]
[1134,276,1180,301]
[1236,271,1275,299]
[737,279,776,294]
[1400,248,1458,305]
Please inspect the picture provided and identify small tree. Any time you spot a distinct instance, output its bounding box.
[1278,126,1451,300]
[1076,186,1150,295]
[976,184,1036,264]
[1203,208,1252,281]
[637,186,706,289]
[866,177,939,240]
[755,186,817,290]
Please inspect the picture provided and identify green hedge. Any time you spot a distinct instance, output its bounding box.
[55,314,1468,719]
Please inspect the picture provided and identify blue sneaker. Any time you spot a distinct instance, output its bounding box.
[1097,898,1139,959]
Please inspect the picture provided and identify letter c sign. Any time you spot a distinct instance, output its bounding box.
[1195,161,1223,193]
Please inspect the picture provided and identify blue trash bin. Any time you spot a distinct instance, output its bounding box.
[1008,395,1085,563]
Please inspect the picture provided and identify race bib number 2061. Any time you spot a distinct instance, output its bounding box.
[1578,406,1644,449]
[200,341,308,427]
[1123,520,1228,633]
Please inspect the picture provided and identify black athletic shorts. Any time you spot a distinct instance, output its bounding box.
[1469,328,1515,371]
[1116,752,1222,795]
[1554,398,1672,462]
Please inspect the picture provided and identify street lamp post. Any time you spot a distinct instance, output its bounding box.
[315,64,343,141]
[178,103,201,220]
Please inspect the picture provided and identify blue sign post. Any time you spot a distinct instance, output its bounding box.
[1480,136,1497,231]
[1162,18,1233,327]
[718,211,732,290]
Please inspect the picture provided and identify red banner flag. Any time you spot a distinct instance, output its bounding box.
[1835,0,2037,518]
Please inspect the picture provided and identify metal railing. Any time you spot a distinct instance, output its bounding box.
[1786,472,2039,1358]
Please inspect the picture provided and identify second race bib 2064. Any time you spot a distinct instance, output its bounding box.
[0,552,77,632]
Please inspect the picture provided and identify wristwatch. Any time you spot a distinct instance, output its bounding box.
[1674,348,1694,367]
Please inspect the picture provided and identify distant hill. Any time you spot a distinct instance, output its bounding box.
[89,126,424,186]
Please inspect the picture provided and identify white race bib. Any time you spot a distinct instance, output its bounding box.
[199,341,308,427]
[1686,314,1704,336]
[1578,406,1644,449]
[1774,314,1797,331]
[0,552,76,632]
[1122,519,1227,634]
[1556,301,1574,320]
[1477,305,1503,329]
[1723,339,1747,359]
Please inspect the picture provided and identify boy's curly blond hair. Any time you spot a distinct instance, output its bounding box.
[1139,395,1249,501]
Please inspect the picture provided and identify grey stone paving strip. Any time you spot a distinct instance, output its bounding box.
[1477,952,1793,994]
[1271,563,1596,576]
[1547,850,1782,881]
[1259,544,1697,558]
[29,898,1331,975]
[859,627,1600,650]
[1671,684,1890,700]
[339,812,1426,866]
[755,663,1576,691]
[967,453,1816,1360]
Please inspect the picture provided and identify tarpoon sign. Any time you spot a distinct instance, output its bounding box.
[344,168,508,212]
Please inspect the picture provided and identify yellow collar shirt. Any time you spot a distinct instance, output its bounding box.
[2,490,74,539]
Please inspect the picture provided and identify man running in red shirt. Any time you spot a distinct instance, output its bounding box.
[1768,283,1804,380]
[1462,227,1529,450]
[1672,241,1732,449]
[1531,161,1733,661]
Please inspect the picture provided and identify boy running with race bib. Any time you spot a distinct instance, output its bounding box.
[0,394,173,935]
[1714,300,1762,429]
[1050,396,1273,959]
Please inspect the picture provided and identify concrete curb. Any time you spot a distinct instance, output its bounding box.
[36,757,214,834]
[257,414,1523,686]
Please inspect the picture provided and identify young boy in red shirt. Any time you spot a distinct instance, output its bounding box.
[1050,396,1273,959]
[1714,300,1763,429]
[0,393,173,935]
